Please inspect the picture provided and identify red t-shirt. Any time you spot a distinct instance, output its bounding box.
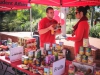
[38,17,57,47]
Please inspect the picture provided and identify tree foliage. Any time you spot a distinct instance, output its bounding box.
[0,4,47,32]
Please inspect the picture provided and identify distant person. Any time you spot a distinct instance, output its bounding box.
[38,7,61,49]
[66,6,90,56]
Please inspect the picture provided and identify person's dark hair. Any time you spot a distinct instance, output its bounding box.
[76,6,90,16]
[46,7,53,13]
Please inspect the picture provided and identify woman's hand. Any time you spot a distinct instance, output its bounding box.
[66,37,69,41]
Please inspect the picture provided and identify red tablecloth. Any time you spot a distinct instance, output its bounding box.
[0,56,72,75]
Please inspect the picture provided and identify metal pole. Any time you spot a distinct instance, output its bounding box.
[30,8,32,37]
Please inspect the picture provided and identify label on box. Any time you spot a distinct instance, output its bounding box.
[72,61,96,73]
[10,46,23,62]
[53,58,66,75]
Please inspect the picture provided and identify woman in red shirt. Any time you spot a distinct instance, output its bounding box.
[66,6,90,56]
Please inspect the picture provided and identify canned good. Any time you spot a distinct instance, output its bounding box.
[58,55,63,59]
[29,57,33,64]
[88,56,93,64]
[56,45,61,50]
[36,58,40,67]
[44,67,50,75]
[82,55,88,63]
[76,54,82,62]
[85,47,91,56]
[33,58,36,65]
[68,64,75,74]
[79,46,85,55]
[52,43,56,50]
[22,55,26,64]
[58,51,63,56]
[28,51,34,58]
[59,42,63,50]
[45,43,50,50]
[24,56,29,65]
[45,56,49,65]
[49,67,53,75]
[83,38,89,47]
[48,50,52,55]
[37,50,41,58]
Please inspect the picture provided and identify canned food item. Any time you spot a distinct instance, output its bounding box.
[24,56,29,65]
[45,56,49,65]
[59,42,64,50]
[83,38,89,47]
[49,67,53,75]
[44,67,50,75]
[36,58,40,67]
[56,45,61,50]
[82,55,88,63]
[29,57,33,64]
[79,46,85,55]
[22,55,26,64]
[37,50,41,58]
[45,43,50,50]
[85,47,91,56]
[88,56,93,65]
[52,43,56,50]
[76,54,82,62]
[58,55,63,60]
[48,50,52,55]
[28,50,34,58]
[68,64,75,74]
[33,58,36,65]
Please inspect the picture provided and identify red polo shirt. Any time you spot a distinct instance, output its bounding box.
[38,17,57,47]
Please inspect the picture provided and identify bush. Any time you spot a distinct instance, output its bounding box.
[89,25,100,38]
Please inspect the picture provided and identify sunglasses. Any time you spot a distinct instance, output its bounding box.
[75,12,79,14]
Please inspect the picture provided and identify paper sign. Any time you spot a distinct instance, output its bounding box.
[10,46,23,62]
[53,58,66,75]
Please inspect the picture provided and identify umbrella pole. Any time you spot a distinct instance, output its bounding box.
[30,8,33,37]
[59,6,62,42]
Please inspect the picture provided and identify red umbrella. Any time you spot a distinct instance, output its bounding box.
[31,0,100,6]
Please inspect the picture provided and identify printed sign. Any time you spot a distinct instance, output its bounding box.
[10,46,23,62]
[53,58,66,75]
[0,0,31,8]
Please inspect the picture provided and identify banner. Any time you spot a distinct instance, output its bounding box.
[10,46,23,62]
[0,0,31,8]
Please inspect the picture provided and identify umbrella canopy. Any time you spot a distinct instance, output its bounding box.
[31,0,100,6]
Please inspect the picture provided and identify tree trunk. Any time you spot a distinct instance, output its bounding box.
[91,6,95,27]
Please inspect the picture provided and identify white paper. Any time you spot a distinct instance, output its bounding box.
[53,58,66,75]
[10,46,23,62]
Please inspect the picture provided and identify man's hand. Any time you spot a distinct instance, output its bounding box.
[48,25,54,30]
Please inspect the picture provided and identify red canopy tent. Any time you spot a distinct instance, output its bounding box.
[0,6,30,11]
[31,0,100,6]
[0,0,31,8]
[0,0,31,11]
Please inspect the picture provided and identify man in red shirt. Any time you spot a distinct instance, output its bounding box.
[38,7,61,48]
